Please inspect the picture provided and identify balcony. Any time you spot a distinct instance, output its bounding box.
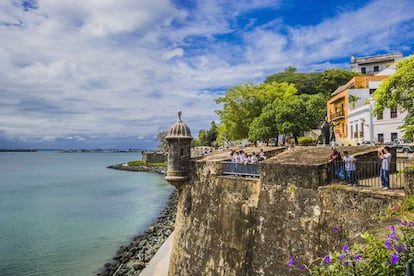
[330,110,344,121]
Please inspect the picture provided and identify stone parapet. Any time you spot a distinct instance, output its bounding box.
[404,160,414,195]
[167,146,406,275]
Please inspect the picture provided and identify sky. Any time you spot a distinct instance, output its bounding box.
[0,0,413,150]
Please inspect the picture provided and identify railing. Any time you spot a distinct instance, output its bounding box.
[330,110,344,120]
[222,162,260,177]
[327,160,409,189]
[222,160,409,186]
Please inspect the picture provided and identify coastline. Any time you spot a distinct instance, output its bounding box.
[97,164,177,275]
[107,163,167,175]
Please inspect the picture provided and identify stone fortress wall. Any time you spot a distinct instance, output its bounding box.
[141,151,168,164]
[167,146,413,275]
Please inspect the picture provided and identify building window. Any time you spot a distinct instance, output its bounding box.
[351,125,353,139]
[369,89,376,95]
[377,112,383,120]
[374,65,379,72]
[355,124,358,138]
[378,133,384,143]
[390,108,398,119]
[391,133,398,142]
[361,67,366,74]
[360,121,364,138]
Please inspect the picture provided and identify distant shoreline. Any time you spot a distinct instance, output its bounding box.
[97,164,176,275]
[0,149,38,152]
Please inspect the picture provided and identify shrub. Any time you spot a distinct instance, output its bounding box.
[296,223,414,275]
[127,160,167,167]
[289,194,414,275]
[298,136,316,146]
[127,160,144,166]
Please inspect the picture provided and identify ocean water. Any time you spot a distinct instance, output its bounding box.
[0,151,173,276]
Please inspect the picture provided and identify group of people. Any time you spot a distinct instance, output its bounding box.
[328,148,357,186]
[230,149,266,164]
[328,146,392,189]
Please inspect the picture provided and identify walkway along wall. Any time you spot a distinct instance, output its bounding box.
[167,147,408,275]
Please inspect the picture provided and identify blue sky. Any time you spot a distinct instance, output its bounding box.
[0,0,413,149]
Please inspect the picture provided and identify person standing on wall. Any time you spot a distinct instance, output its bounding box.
[378,146,392,190]
[328,147,345,182]
[343,151,357,186]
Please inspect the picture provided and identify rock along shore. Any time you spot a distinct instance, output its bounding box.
[107,163,167,175]
[97,164,177,276]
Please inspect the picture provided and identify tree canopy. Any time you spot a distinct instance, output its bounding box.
[265,67,359,96]
[247,94,325,144]
[248,104,279,145]
[215,67,360,144]
[215,82,296,141]
[316,69,360,96]
[192,121,219,147]
[156,130,168,151]
[265,67,320,95]
[373,55,414,139]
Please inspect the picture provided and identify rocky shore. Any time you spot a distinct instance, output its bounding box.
[97,164,177,276]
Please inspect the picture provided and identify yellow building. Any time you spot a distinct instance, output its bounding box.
[326,75,388,141]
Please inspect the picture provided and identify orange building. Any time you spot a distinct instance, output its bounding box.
[326,75,388,141]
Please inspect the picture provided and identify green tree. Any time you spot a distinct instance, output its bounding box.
[215,124,230,146]
[247,95,316,145]
[156,131,168,151]
[255,81,297,103]
[205,121,218,146]
[248,104,279,145]
[265,67,359,97]
[373,55,414,139]
[316,69,360,97]
[348,94,361,109]
[215,83,261,141]
[272,96,310,144]
[192,121,219,147]
[265,67,321,95]
[301,94,327,129]
[197,129,208,146]
[215,82,296,141]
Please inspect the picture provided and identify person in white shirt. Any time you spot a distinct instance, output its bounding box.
[250,153,258,163]
[258,149,266,161]
[239,150,246,163]
[343,151,357,186]
[378,146,392,190]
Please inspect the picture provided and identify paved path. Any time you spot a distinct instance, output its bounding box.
[139,232,173,276]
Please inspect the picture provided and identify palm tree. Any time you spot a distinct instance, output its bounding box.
[348,94,361,109]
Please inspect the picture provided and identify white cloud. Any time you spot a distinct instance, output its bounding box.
[0,0,413,148]
[162,48,184,60]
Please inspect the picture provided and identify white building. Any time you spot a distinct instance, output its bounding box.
[346,63,408,144]
[347,88,373,144]
[350,52,403,75]
[370,66,408,143]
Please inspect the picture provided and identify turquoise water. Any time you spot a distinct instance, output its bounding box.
[0,151,173,276]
